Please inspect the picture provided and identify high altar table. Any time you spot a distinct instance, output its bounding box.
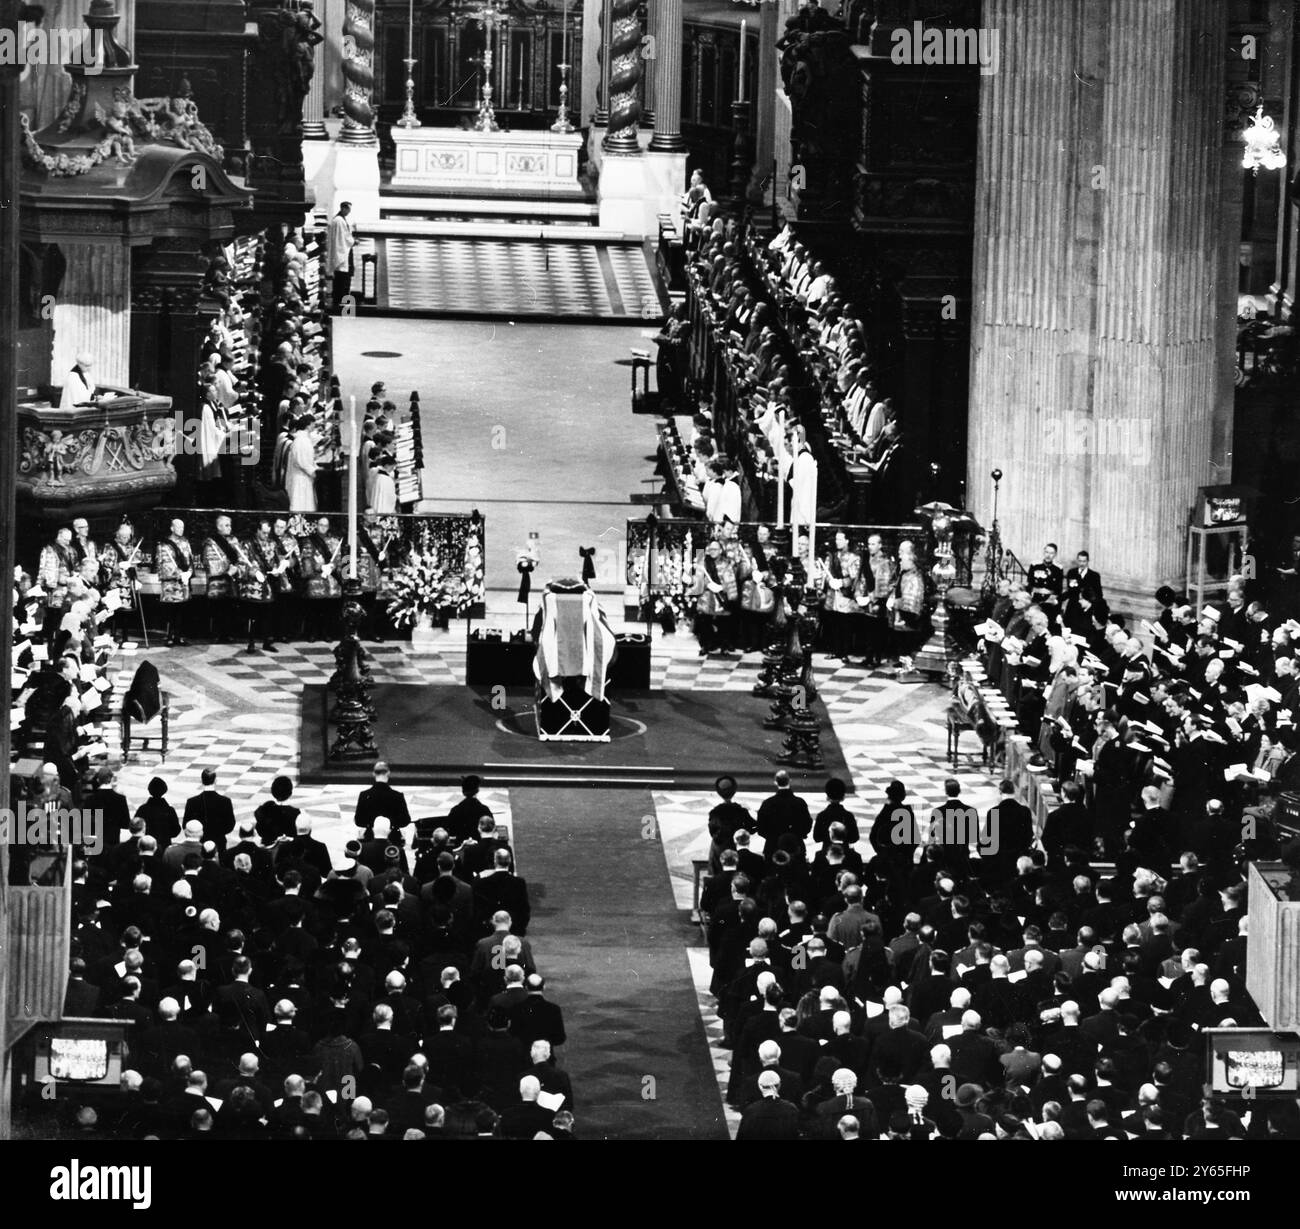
[391,127,584,195]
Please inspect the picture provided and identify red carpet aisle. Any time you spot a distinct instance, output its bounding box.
[509,786,728,1140]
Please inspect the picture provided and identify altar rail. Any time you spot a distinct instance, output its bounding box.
[143,509,486,620]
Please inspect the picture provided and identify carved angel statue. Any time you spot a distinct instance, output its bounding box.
[94,98,138,164]
[44,429,77,483]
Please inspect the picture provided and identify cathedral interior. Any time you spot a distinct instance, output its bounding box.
[1,0,1300,1160]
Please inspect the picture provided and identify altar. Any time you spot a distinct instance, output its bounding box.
[391,128,585,195]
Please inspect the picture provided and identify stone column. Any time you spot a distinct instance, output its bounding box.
[303,0,328,138]
[646,0,683,151]
[581,0,602,123]
[746,0,778,199]
[52,244,132,389]
[967,0,1230,603]
[601,0,642,152]
[594,0,612,124]
[2,0,23,945]
[324,0,348,120]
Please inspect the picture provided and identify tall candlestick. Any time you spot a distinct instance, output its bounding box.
[396,0,422,127]
[348,396,359,580]
[775,411,786,528]
[738,20,746,102]
[806,467,817,576]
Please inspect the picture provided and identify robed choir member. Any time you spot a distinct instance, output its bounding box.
[286,416,318,513]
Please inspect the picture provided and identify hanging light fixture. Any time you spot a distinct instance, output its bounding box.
[1241,105,1287,174]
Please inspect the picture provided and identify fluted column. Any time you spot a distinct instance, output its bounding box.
[746,0,777,196]
[601,0,643,152]
[647,0,683,151]
[52,244,132,388]
[340,0,377,144]
[967,0,1231,601]
[303,0,328,138]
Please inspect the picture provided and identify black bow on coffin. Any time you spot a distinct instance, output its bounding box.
[579,547,596,582]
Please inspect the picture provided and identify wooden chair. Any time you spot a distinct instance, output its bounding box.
[119,659,170,762]
[946,668,1001,768]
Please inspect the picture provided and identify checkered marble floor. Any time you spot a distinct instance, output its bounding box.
[381,237,661,319]
[105,638,1000,854]
[101,635,1006,1138]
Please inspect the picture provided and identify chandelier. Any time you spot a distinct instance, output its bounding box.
[1241,105,1287,174]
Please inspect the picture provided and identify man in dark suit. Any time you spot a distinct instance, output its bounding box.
[1063,550,1104,632]
[526,1039,575,1111]
[497,1075,559,1139]
[947,1010,1001,1086]
[980,780,1035,882]
[63,957,101,1016]
[736,1070,800,1139]
[276,816,332,881]
[870,1003,930,1082]
[739,1039,807,1109]
[755,770,811,854]
[474,848,532,935]
[1041,781,1093,867]
[182,768,237,851]
[357,816,406,876]
[213,955,271,1049]
[137,997,201,1078]
[221,820,274,879]
[929,779,976,872]
[84,766,132,841]
[353,761,412,836]
[357,1003,418,1086]
[423,1003,477,1098]
[261,999,312,1085]
[509,973,566,1049]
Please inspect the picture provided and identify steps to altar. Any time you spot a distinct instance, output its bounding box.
[362,217,636,244]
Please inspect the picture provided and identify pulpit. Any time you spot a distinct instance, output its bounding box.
[533,579,616,741]
[16,386,176,524]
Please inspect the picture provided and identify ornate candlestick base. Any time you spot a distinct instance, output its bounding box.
[551,63,574,133]
[395,58,422,129]
[329,580,379,759]
[474,81,500,132]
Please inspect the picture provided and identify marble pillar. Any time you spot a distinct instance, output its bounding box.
[746,0,778,202]
[303,0,328,138]
[646,0,683,152]
[601,0,643,153]
[52,243,131,389]
[340,0,377,144]
[581,0,601,123]
[324,0,347,123]
[967,0,1232,602]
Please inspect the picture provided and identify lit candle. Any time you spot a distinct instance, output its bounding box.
[806,465,818,576]
[738,20,746,102]
[348,396,359,579]
[408,0,414,59]
[775,411,786,528]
